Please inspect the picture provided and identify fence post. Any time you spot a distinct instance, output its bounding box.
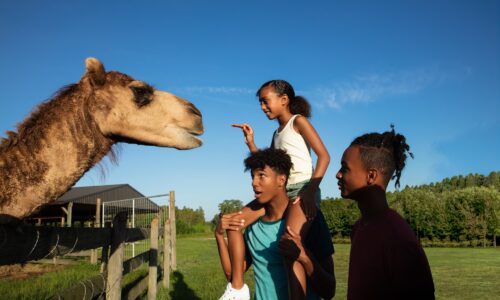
[91,198,102,264]
[67,202,73,227]
[132,199,136,258]
[107,212,127,300]
[148,217,159,300]
[163,219,171,288]
[169,191,177,270]
[100,221,111,274]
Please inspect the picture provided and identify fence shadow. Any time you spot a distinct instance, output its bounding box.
[169,271,201,300]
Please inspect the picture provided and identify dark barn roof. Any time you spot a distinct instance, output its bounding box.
[53,184,146,206]
[30,184,160,223]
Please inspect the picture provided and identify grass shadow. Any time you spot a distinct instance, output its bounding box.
[169,271,201,300]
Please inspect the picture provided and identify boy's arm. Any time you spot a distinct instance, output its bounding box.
[279,226,336,300]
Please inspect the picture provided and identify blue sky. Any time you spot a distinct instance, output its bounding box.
[1,0,499,220]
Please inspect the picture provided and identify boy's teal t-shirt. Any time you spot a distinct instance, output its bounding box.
[244,217,289,300]
[244,217,321,300]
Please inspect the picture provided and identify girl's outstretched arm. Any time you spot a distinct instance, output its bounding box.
[293,116,330,218]
[232,123,258,153]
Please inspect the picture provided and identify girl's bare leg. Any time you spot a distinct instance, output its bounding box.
[285,202,312,299]
[227,201,265,288]
[227,228,246,288]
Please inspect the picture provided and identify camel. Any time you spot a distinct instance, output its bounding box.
[0,58,203,223]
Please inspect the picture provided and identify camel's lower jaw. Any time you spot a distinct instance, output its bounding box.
[173,134,203,150]
[177,126,204,149]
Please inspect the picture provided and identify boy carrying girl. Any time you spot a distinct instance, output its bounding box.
[215,148,335,300]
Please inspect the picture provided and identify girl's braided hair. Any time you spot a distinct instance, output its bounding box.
[350,124,413,189]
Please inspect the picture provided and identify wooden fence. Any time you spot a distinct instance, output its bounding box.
[0,191,177,299]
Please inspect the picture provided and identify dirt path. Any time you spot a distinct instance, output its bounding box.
[0,263,64,280]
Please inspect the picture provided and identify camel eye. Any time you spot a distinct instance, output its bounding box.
[130,85,154,107]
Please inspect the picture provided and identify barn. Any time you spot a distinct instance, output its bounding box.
[28,184,160,226]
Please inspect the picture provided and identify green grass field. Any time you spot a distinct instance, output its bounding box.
[155,237,500,300]
[1,236,499,299]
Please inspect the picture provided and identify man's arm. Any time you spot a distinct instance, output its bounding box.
[279,226,336,300]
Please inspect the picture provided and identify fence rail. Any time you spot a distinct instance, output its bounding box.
[0,226,149,265]
[0,191,177,299]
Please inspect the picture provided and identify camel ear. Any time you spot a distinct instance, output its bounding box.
[84,57,106,87]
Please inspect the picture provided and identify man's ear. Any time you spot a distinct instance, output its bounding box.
[278,174,287,188]
[367,169,379,185]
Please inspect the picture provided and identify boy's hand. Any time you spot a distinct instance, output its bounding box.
[279,226,306,263]
[232,123,254,145]
[215,211,245,236]
[293,190,317,220]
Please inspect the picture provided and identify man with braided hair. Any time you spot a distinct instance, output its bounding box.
[336,126,434,300]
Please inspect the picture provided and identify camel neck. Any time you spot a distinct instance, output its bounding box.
[0,93,113,219]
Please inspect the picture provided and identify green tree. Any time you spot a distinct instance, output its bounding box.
[211,199,245,230]
[218,199,244,214]
[321,198,359,237]
[176,206,207,234]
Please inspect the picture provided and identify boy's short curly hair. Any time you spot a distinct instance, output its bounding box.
[244,148,292,179]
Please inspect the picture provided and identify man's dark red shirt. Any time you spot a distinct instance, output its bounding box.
[348,209,435,300]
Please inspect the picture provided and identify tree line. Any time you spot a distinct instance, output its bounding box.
[175,206,210,234]
[181,172,499,246]
[321,171,500,247]
[173,200,245,235]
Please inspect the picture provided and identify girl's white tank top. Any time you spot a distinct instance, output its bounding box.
[273,115,313,184]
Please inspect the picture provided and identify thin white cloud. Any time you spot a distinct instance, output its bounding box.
[310,67,449,110]
[179,86,254,95]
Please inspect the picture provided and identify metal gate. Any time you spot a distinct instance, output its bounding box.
[102,194,169,258]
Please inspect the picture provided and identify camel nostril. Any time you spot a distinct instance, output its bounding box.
[188,103,202,118]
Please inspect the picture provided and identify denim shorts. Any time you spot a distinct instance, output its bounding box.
[286,179,321,207]
[287,180,334,259]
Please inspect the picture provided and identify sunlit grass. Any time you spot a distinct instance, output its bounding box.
[1,236,499,299]
[0,262,99,300]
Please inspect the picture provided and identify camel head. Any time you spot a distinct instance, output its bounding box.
[82,58,204,150]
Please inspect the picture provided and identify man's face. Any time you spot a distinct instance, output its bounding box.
[251,165,286,203]
[336,146,369,199]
